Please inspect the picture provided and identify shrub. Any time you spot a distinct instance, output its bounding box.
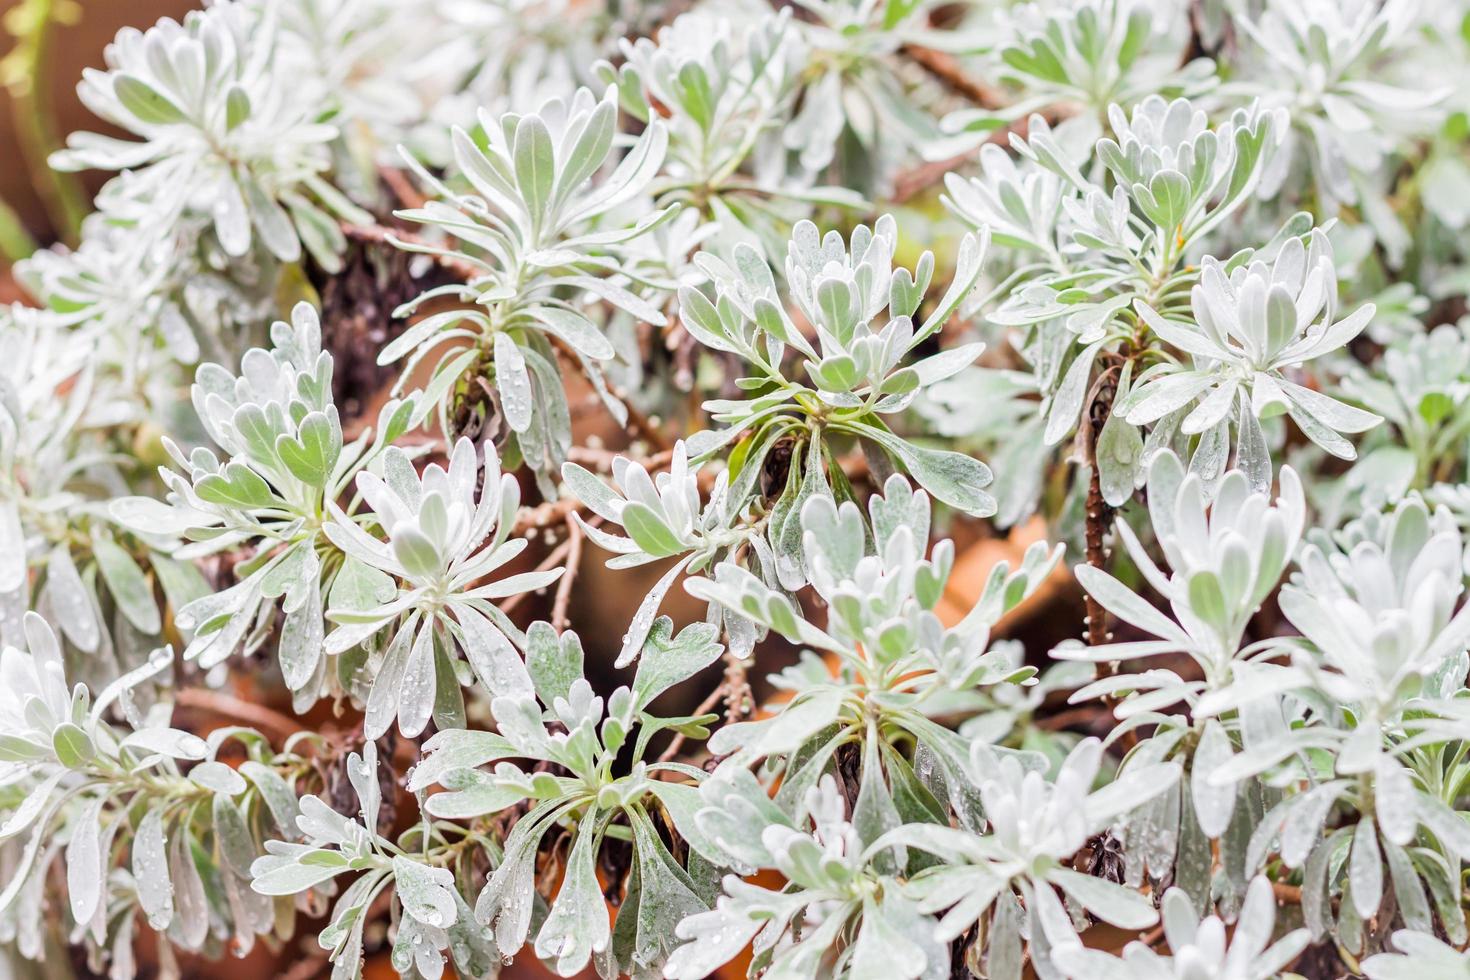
[2,1,1469,978]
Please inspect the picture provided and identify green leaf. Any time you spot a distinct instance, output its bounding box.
[424,767,528,819]
[51,722,94,768]
[194,460,277,510]
[224,84,251,130]
[392,855,459,928]
[620,502,684,557]
[276,412,340,489]
[514,115,556,231]
[1139,170,1192,229]
[113,73,187,125]
[133,806,174,928]
[249,855,348,896]
[411,729,517,792]
[844,421,995,517]
[533,815,610,973]
[632,618,722,712]
[525,621,584,706]
[212,794,257,877]
[67,795,106,924]
[92,533,161,635]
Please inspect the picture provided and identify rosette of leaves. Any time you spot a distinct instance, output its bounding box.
[1053,875,1311,980]
[272,0,429,156]
[1058,450,1303,895]
[944,97,1284,485]
[1196,496,1470,948]
[1340,320,1470,499]
[406,616,727,978]
[1121,227,1381,487]
[0,305,199,660]
[885,737,1180,980]
[387,84,674,488]
[51,1,370,271]
[944,0,1216,145]
[562,440,774,664]
[680,215,994,551]
[686,475,1061,832]
[601,9,863,254]
[942,142,1075,271]
[1093,97,1284,251]
[322,435,561,738]
[16,216,208,366]
[1228,0,1450,238]
[111,303,415,708]
[251,740,497,980]
[778,0,955,187]
[0,613,302,971]
[418,0,623,147]
[665,774,947,980]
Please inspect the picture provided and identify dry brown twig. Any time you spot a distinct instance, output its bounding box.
[340,221,481,283]
[173,687,301,746]
[551,514,583,632]
[497,534,576,618]
[902,44,1007,109]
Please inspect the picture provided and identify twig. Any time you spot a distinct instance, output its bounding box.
[721,653,751,726]
[510,497,583,536]
[656,649,753,764]
[1035,704,1107,732]
[610,385,674,453]
[551,515,583,632]
[1083,465,1112,647]
[567,445,676,473]
[172,688,301,745]
[278,948,330,980]
[498,534,574,617]
[657,669,733,764]
[891,152,975,204]
[1273,882,1303,904]
[902,44,1006,109]
[890,105,1068,204]
[1083,367,1121,647]
[380,165,427,210]
[340,221,481,282]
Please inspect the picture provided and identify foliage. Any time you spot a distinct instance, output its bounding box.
[3,0,1470,978]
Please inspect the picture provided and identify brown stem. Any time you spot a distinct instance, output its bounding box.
[1035,704,1107,732]
[1273,882,1303,904]
[656,646,753,764]
[891,152,975,204]
[901,45,1006,109]
[610,385,674,453]
[1083,380,1117,647]
[657,673,730,764]
[380,165,427,210]
[889,106,1068,204]
[172,688,301,745]
[551,515,583,632]
[721,653,751,726]
[497,533,574,617]
[340,221,481,282]
[567,446,676,472]
[510,497,583,536]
